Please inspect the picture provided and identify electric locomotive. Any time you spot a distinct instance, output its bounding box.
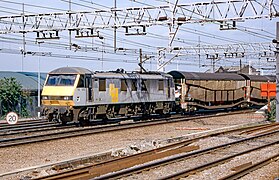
[42,67,175,124]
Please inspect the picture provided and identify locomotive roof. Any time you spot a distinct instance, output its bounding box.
[49,67,171,79]
[93,71,172,79]
[49,67,92,74]
[168,71,246,81]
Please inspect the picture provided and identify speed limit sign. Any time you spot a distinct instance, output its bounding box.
[6,112,18,125]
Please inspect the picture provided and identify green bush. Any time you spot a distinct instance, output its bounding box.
[264,100,276,122]
[0,77,29,118]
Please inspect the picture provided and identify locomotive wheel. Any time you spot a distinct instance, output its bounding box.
[47,113,54,122]
[106,106,115,119]
[78,109,90,126]
[78,118,89,126]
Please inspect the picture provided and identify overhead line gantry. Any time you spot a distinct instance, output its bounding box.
[0,0,277,34]
[0,0,277,70]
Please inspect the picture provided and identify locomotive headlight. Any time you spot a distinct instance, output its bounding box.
[63,96,73,100]
[42,96,48,100]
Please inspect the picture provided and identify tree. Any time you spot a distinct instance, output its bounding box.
[265,100,276,122]
[0,77,28,118]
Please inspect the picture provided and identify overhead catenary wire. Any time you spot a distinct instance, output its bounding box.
[0,0,68,11]
[0,0,271,47]
[61,0,270,48]
[0,0,276,71]
[0,47,208,68]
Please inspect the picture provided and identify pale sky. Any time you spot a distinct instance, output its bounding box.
[0,0,277,74]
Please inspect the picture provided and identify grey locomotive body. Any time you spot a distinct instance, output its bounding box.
[42,67,175,124]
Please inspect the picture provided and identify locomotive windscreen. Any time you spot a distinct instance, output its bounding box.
[45,74,77,86]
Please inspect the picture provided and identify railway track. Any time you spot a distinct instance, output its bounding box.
[0,124,76,138]
[0,110,257,148]
[0,108,256,136]
[0,119,71,138]
[0,120,52,132]
[0,119,48,128]
[219,153,279,180]
[158,133,279,179]
[32,123,279,180]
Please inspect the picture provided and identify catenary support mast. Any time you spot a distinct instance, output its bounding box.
[276,22,279,122]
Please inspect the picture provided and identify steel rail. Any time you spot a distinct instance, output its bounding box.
[0,123,59,132]
[34,126,279,180]
[250,125,279,136]
[19,124,273,179]
[160,141,279,180]
[0,117,201,147]
[0,109,261,137]
[94,130,279,180]
[0,120,49,131]
[0,119,46,126]
[34,143,199,180]
[0,124,76,137]
[0,114,200,148]
[0,110,259,148]
[239,122,279,135]
[219,153,279,180]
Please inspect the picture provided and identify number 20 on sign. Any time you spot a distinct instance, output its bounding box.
[6,112,18,125]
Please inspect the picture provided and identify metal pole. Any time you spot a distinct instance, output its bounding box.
[21,54,24,72]
[198,36,200,68]
[69,0,72,50]
[22,3,25,71]
[267,81,271,112]
[102,38,104,70]
[276,22,279,122]
[139,48,142,73]
[22,3,25,54]
[114,0,117,52]
[38,43,41,118]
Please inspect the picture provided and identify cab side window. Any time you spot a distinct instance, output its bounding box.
[77,75,85,88]
[121,79,127,91]
[141,80,147,91]
[99,79,106,91]
[158,80,164,90]
[131,80,137,91]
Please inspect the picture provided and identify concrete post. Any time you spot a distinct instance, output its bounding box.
[276,22,279,122]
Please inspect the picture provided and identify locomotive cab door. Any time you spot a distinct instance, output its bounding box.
[85,74,92,101]
[167,78,171,98]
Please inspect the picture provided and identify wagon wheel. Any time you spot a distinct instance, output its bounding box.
[133,105,139,116]
[61,120,67,125]
[163,103,171,115]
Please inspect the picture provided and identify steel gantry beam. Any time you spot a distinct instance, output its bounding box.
[171,42,276,56]
[156,42,276,70]
[0,0,278,34]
